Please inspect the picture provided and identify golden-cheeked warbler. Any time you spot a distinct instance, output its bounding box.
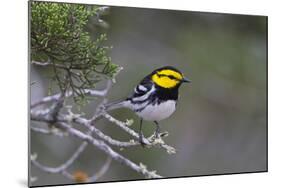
[106,66,190,145]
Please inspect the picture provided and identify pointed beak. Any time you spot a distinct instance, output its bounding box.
[182,77,191,83]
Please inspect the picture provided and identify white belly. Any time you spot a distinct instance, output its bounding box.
[136,100,176,121]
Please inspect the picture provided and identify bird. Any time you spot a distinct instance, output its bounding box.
[105,66,190,145]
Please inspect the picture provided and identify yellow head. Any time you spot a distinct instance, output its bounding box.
[151,66,190,89]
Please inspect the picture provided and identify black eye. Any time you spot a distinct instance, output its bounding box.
[168,75,175,79]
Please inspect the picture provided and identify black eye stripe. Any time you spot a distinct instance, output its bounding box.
[157,74,180,81]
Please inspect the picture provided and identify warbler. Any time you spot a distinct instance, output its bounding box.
[106,66,190,145]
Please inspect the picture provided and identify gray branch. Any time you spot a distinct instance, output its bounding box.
[30,126,66,137]
[30,74,172,181]
[72,116,139,147]
[57,121,162,178]
[31,142,88,174]
[31,80,112,108]
[31,108,176,152]
[102,113,176,154]
[89,156,112,182]
[30,81,114,182]
[31,109,163,179]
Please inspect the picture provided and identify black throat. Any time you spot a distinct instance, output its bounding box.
[155,84,179,102]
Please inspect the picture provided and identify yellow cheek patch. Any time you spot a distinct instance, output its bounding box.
[157,70,183,80]
[152,74,179,88]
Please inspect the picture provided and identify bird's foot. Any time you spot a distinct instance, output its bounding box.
[139,133,148,147]
[149,131,169,145]
[152,137,165,145]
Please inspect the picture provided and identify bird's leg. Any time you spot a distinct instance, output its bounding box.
[139,118,146,146]
[154,121,160,139]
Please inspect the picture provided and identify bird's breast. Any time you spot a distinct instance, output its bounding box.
[136,100,176,121]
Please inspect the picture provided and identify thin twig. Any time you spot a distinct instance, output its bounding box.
[30,126,65,137]
[31,81,113,178]
[57,122,162,178]
[89,156,112,182]
[72,117,139,147]
[49,92,65,121]
[31,142,88,174]
[31,79,133,181]
[32,60,69,70]
[31,117,162,178]
[62,170,74,180]
[31,80,112,108]
[31,107,176,153]
[102,113,141,139]
[102,113,176,153]
[31,159,74,181]
[31,74,168,179]
[32,111,140,148]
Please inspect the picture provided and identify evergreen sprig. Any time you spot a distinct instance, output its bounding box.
[31,1,118,103]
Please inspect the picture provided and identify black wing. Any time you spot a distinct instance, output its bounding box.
[128,77,153,99]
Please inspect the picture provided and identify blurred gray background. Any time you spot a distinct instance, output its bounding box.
[30,4,267,186]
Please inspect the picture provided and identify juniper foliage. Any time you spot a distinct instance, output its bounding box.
[30,2,118,103]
